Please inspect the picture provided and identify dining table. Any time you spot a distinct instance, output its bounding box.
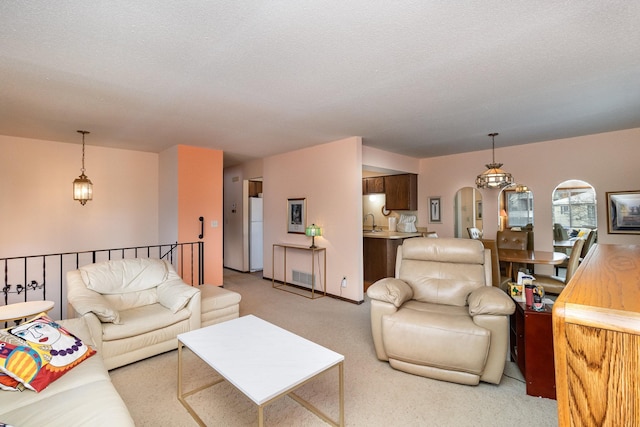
[498,249,568,281]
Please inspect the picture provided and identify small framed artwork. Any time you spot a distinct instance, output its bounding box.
[476,200,483,220]
[429,196,441,223]
[287,198,306,234]
[607,190,640,234]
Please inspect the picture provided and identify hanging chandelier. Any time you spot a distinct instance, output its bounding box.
[73,130,93,205]
[475,132,514,189]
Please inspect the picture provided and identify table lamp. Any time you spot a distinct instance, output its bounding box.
[305,224,322,248]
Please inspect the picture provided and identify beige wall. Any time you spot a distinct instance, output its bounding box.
[263,137,364,301]
[0,135,159,257]
[363,145,420,173]
[419,128,640,270]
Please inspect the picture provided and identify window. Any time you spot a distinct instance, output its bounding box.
[552,180,597,229]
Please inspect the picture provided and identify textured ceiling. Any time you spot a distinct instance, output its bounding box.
[1,1,639,166]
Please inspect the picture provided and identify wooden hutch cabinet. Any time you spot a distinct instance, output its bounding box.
[553,244,640,426]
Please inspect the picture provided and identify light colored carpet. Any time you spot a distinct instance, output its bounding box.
[110,269,558,426]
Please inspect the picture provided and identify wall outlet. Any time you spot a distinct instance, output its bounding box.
[341,277,347,288]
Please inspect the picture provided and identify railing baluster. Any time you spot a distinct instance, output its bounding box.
[1,243,203,315]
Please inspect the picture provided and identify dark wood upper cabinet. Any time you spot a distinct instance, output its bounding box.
[384,174,417,210]
[248,180,263,197]
[363,177,385,195]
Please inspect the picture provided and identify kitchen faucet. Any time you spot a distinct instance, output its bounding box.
[364,213,377,231]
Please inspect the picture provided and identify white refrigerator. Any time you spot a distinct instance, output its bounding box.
[249,197,263,271]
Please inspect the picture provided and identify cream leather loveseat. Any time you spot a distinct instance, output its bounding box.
[67,258,201,370]
[0,317,134,426]
[367,237,515,385]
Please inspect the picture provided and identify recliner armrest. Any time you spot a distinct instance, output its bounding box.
[366,277,413,308]
[468,287,515,316]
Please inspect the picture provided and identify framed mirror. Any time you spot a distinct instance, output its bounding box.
[499,184,534,231]
[454,187,483,238]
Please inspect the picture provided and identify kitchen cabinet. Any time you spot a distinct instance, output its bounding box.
[364,237,401,291]
[363,232,422,291]
[362,177,385,194]
[248,180,262,197]
[384,174,417,210]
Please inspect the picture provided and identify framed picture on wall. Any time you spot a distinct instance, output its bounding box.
[287,198,306,234]
[429,196,441,223]
[606,190,640,234]
[476,200,483,220]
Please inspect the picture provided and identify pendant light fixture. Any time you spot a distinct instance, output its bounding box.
[475,132,514,189]
[73,130,93,205]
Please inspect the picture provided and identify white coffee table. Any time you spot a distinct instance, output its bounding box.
[177,315,345,426]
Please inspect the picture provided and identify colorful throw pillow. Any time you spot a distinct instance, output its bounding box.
[0,370,25,391]
[0,313,95,392]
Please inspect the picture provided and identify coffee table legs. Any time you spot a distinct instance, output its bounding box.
[177,342,224,427]
[178,341,345,426]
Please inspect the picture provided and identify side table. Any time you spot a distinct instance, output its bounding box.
[509,298,556,399]
[272,244,326,299]
[0,300,55,325]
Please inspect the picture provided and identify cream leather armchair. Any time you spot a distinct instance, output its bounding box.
[367,238,515,385]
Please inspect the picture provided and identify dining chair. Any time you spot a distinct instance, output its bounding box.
[481,239,511,289]
[496,229,529,277]
[554,229,597,275]
[535,238,585,295]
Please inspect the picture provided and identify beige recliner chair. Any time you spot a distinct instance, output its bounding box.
[367,238,515,385]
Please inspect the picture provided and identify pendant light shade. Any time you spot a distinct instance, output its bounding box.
[73,130,93,205]
[476,132,514,189]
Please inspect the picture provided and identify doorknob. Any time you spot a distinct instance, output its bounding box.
[199,216,204,239]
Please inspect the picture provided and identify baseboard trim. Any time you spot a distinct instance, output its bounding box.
[264,276,364,305]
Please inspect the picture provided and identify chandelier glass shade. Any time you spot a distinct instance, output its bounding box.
[476,133,514,189]
[73,130,93,205]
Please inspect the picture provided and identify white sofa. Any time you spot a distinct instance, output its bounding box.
[0,317,134,427]
[67,258,201,370]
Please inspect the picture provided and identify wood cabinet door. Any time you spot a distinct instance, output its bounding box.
[384,174,417,210]
[363,177,385,194]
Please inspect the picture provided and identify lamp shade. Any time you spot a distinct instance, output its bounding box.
[476,132,514,189]
[475,164,514,189]
[73,173,93,205]
[305,224,322,248]
[305,224,322,237]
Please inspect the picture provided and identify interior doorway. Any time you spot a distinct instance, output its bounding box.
[247,179,263,272]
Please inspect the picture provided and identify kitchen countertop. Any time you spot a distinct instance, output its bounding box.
[362,231,423,239]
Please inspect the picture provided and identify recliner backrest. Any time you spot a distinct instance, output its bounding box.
[396,238,488,307]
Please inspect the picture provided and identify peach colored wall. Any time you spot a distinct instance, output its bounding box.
[0,135,159,257]
[177,145,224,285]
[263,137,364,302]
[419,128,640,273]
